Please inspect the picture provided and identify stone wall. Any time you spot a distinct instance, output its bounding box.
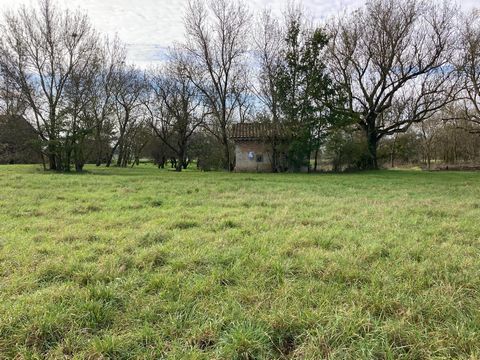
[234,141,272,172]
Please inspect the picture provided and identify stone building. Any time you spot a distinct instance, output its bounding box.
[231,123,278,172]
[0,115,41,164]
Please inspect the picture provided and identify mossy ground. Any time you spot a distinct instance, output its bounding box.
[0,165,479,359]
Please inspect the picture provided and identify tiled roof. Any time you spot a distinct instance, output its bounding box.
[231,123,285,141]
[0,115,29,125]
[0,115,36,132]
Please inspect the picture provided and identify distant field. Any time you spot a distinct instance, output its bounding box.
[0,165,479,359]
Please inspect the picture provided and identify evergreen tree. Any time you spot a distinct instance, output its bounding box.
[276,11,344,171]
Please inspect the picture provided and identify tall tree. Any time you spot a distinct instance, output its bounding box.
[327,0,459,169]
[106,65,147,167]
[62,50,101,172]
[458,9,480,130]
[0,0,99,171]
[182,0,250,170]
[253,10,284,172]
[417,118,442,170]
[276,8,343,171]
[91,37,127,166]
[146,58,206,172]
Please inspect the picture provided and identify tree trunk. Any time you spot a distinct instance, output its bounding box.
[176,149,185,172]
[75,162,84,172]
[313,147,319,172]
[95,148,102,166]
[222,136,231,171]
[47,140,58,171]
[74,141,85,173]
[116,142,123,167]
[121,148,129,167]
[48,153,57,171]
[95,144,103,166]
[65,146,72,172]
[366,128,379,170]
[106,141,120,167]
[390,136,397,168]
[41,152,47,171]
[95,127,103,166]
[271,141,278,173]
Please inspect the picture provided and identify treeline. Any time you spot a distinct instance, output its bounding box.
[0,0,479,172]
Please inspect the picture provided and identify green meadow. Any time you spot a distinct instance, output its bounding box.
[0,165,479,359]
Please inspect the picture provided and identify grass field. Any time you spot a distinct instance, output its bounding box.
[0,165,479,359]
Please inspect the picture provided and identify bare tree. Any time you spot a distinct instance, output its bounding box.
[106,65,147,167]
[418,118,441,169]
[62,51,101,172]
[128,122,152,167]
[0,64,27,116]
[0,0,99,171]
[458,9,480,130]
[146,58,206,172]
[90,37,127,166]
[252,10,285,172]
[182,0,250,170]
[253,10,282,120]
[327,0,459,169]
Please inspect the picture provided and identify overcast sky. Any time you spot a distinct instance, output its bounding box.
[0,0,477,67]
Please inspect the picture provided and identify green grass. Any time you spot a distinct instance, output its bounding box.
[1,165,480,359]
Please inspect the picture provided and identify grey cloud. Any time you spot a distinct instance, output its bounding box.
[0,0,477,66]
